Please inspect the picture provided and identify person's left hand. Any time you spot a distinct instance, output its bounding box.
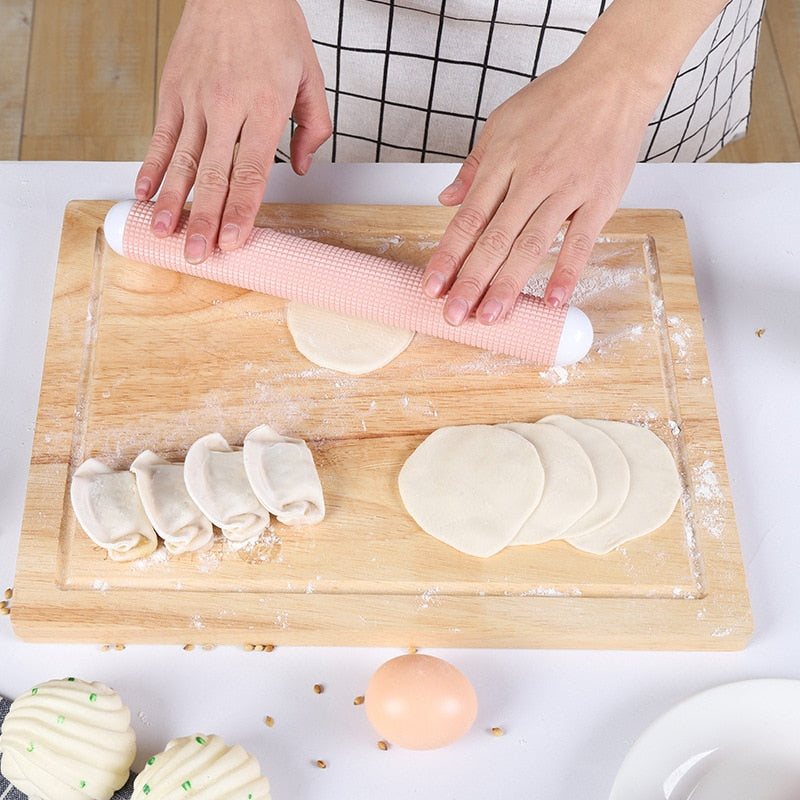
[421,52,654,326]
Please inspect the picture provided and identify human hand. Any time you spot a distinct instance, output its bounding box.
[422,52,654,326]
[134,0,331,263]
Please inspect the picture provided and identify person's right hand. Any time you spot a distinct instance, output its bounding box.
[134,0,332,263]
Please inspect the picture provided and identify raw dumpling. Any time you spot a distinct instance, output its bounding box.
[499,422,598,544]
[130,450,214,554]
[286,301,414,374]
[398,424,545,558]
[184,433,270,543]
[70,458,157,561]
[243,424,325,525]
[132,734,271,800]
[0,677,136,800]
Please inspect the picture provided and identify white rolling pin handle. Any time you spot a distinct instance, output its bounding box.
[103,198,135,255]
[555,306,593,367]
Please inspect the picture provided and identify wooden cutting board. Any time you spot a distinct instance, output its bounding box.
[11,200,752,649]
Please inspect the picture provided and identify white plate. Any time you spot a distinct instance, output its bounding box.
[609,679,800,800]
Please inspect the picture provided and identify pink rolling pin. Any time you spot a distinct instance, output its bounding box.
[104,200,592,366]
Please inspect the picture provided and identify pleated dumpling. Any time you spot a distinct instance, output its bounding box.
[0,677,136,800]
[70,458,157,561]
[243,424,325,525]
[183,433,270,543]
[132,734,271,799]
[130,450,214,555]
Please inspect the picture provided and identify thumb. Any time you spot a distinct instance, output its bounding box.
[289,73,333,175]
[438,147,484,206]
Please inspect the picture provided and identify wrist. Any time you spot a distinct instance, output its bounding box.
[576,0,730,117]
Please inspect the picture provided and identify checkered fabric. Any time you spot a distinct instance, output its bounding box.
[279,0,764,164]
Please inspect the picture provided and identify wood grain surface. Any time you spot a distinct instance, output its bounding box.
[11,201,752,649]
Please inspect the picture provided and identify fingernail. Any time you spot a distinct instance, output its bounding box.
[444,297,469,326]
[478,298,503,325]
[299,153,314,175]
[185,234,207,263]
[219,223,239,248]
[153,210,171,235]
[547,287,566,308]
[423,271,446,298]
[438,178,462,202]
[135,177,151,199]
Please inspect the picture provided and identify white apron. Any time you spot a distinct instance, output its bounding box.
[280,0,764,164]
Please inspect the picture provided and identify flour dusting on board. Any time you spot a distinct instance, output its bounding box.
[668,314,697,378]
[399,396,439,418]
[593,324,645,358]
[692,459,726,538]
[522,261,644,304]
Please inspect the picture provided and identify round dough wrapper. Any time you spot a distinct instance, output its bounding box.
[398,424,545,558]
[565,419,682,554]
[538,414,631,537]
[286,301,414,375]
[499,422,598,544]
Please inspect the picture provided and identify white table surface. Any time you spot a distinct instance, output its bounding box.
[1,160,798,799]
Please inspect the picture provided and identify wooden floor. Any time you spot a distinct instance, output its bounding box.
[1,0,799,163]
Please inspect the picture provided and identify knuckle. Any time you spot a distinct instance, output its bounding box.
[154,187,186,209]
[475,226,514,258]
[592,178,622,208]
[211,79,238,112]
[195,162,231,193]
[186,212,218,237]
[230,157,269,189]
[450,205,490,239]
[317,116,334,141]
[169,148,201,177]
[251,87,285,121]
[427,249,462,278]
[523,161,551,186]
[224,197,261,225]
[514,229,550,261]
[488,272,523,301]
[563,230,596,261]
[146,125,180,161]
[553,257,584,289]
[453,273,487,302]
[461,150,482,174]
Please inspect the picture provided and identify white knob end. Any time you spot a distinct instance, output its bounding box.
[103,199,136,255]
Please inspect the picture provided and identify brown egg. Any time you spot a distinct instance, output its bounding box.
[364,653,478,750]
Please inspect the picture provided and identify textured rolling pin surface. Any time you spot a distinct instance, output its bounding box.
[117,200,574,366]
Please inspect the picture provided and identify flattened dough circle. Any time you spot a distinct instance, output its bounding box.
[538,414,630,537]
[565,419,682,554]
[286,301,414,374]
[398,424,545,558]
[499,421,598,544]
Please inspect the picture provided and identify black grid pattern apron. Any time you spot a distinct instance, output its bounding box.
[278,0,764,164]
